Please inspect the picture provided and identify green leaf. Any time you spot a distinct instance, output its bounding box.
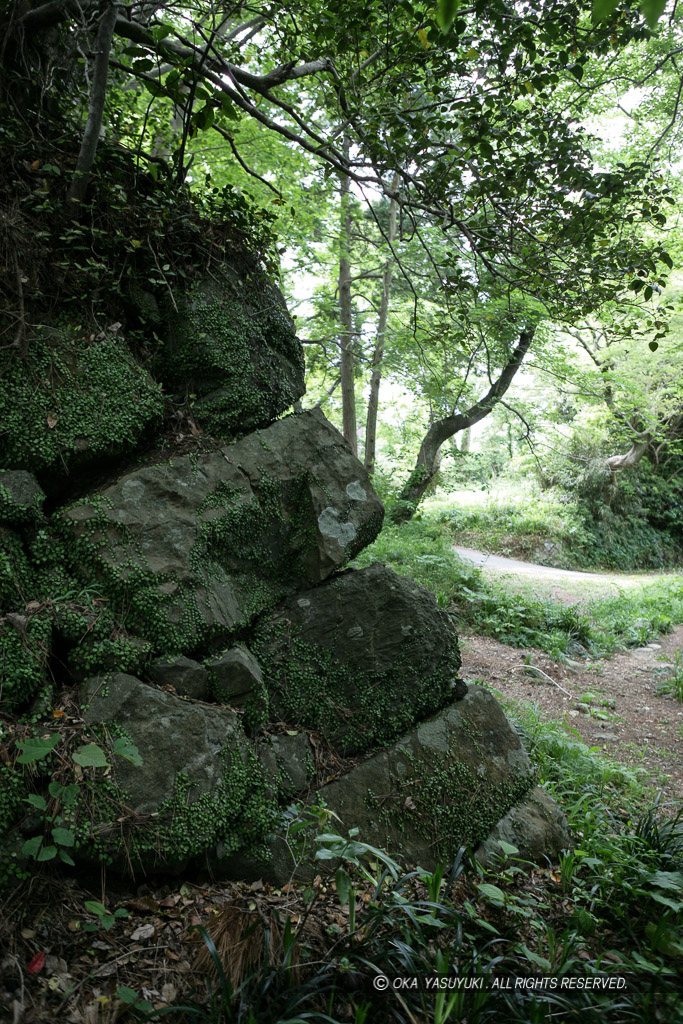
[85,900,108,916]
[640,0,667,28]
[16,735,60,764]
[116,986,139,1005]
[49,781,80,804]
[660,251,673,269]
[72,744,109,768]
[152,24,173,42]
[437,0,460,32]
[476,882,506,905]
[649,341,660,352]
[58,849,75,866]
[335,866,351,907]
[517,943,552,970]
[113,736,143,766]
[648,870,683,891]
[51,827,75,847]
[37,845,58,861]
[651,892,683,911]
[591,0,620,21]
[26,794,47,811]
[21,835,43,858]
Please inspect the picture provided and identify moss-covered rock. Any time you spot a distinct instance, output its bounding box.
[157,267,305,436]
[0,471,45,526]
[254,564,464,755]
[0,328,163,482]
[80,673,275,871]
[57,411,383,656]
[475,785,573,867]
[311,686,539,869]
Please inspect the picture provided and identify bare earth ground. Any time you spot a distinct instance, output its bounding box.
[455,548,683,801]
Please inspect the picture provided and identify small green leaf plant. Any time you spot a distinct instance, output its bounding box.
[115,985,154,1015]
[17,731,142,867]
[84,900,130,933]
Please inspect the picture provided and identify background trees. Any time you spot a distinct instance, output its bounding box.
[3,0,681,520]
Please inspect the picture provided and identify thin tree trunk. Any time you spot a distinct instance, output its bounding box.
[65,2,118,216]
[391,328,535,522]
[364,172,400,476]
[460,426,471,453]
[338,135,358,455]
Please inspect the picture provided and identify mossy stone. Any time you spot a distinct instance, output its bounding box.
[80,673,275,870]
[254,564,463,755]
[158,267,305,436]
[0,329,163,482]
[58,411,383,656]
[312,686,537,870]
[0,471,45,526]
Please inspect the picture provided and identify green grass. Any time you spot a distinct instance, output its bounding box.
[354,517,683,658]
[656,652,683,702]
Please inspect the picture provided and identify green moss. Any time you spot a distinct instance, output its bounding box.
[0,526,33,610]
[54,498,203,653]
[147,746,275,865]
[56,602,152,678]
[0,612,52,709]
[253,621,458,755]
[368,742,535,859]
[158,278,304,436]
[0,329,163,475]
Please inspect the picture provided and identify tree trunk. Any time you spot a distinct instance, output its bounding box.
[364,172,400,475]
[602,435,652,503]
[338,136,357,455]
[65,2,118,216]
[605,437,652,473]
[460,426,471,454]
[390,328,535,522]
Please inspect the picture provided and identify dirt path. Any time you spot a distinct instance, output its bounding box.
[454,545,667,604]
[454,547,683,801]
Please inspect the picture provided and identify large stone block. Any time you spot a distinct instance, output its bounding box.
[254,564,464,755]
[157,266,305,436]
[81,673,273,869]
[58,411,383,654]
[310,686,542,869]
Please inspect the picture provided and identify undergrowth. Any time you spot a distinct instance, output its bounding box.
[107,708,682,1024]
[354,518,683,658]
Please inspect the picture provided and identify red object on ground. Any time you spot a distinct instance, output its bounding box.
[27,951,45,974]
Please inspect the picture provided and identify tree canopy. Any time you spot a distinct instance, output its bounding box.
[3,0,682,516]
